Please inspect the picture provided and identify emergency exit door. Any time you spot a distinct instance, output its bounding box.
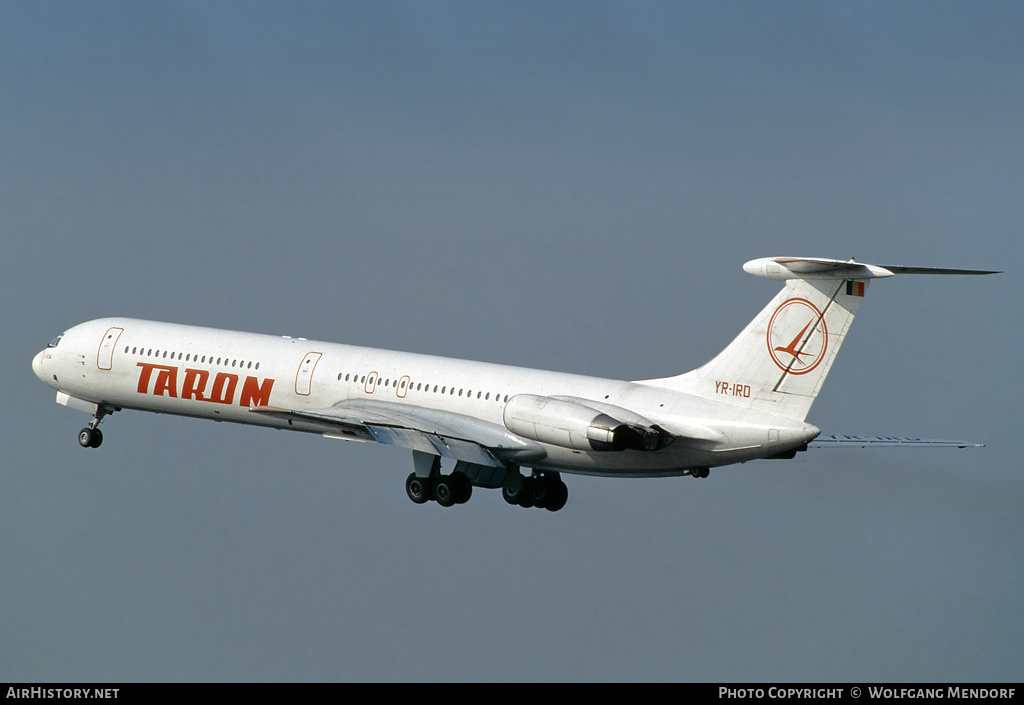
[295,352,322,396]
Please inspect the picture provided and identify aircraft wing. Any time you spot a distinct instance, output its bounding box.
[249,399,545,467]
[810,434,984,449]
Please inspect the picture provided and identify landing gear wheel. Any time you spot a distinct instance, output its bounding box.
[451,472,473,504]
[502,478,526,506]
[545,480,568,512]
[433,475,457,507]
[406,473,431,504]
[530,477,551,508]
[517,477,536,508]
[78,427,102,448]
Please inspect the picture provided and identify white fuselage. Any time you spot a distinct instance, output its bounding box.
[32,317,819,477]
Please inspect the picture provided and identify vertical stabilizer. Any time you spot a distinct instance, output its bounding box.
[650,276,863,421]
[636,256,997,421]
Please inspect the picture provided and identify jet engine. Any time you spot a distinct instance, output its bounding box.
[502,394,665,452]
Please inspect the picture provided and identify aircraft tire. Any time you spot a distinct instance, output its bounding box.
[517,478,535,508]
[405,473,431,504]
[530,478,551,508]
[78,428,102,448]
[433,476,457,507]
[451,472,472,504]
[502,478,525,505]
[545,480,568,512]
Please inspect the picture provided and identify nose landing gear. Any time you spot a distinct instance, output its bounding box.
[77,404,115,449]
[78,427,103,448]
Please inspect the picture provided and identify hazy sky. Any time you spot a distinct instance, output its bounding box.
[3,1,1022,682]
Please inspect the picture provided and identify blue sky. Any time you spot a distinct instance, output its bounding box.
[2,1,1022,681]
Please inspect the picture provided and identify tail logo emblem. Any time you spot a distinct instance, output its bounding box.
[767,298,828,375]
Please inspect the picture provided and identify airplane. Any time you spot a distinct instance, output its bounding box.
[31,256,996,512]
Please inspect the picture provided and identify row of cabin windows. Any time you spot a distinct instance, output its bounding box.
[125,345,260,371]
[335,372,509,403]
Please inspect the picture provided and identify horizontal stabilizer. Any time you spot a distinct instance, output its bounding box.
[875,264,1000,276]
[811,434,984,449]
[743,257,999,280]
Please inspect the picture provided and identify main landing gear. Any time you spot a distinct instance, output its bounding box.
[77,405,114,449]
[690,467,710,478]
[501,472,567,512]
[405,451,568,512]
[405,470,473,507]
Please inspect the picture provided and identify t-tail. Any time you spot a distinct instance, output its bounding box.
[638,257,997,422]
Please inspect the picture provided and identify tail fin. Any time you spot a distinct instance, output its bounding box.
[637,257,997,422]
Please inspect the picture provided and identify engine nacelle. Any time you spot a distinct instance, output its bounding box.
[503,394,645,452]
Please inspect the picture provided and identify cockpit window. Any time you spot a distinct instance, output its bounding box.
[48,334,63,348]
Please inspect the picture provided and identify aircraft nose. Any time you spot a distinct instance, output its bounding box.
[32,349,47,382]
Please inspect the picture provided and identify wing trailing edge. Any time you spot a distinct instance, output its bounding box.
[249,400,547,467]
